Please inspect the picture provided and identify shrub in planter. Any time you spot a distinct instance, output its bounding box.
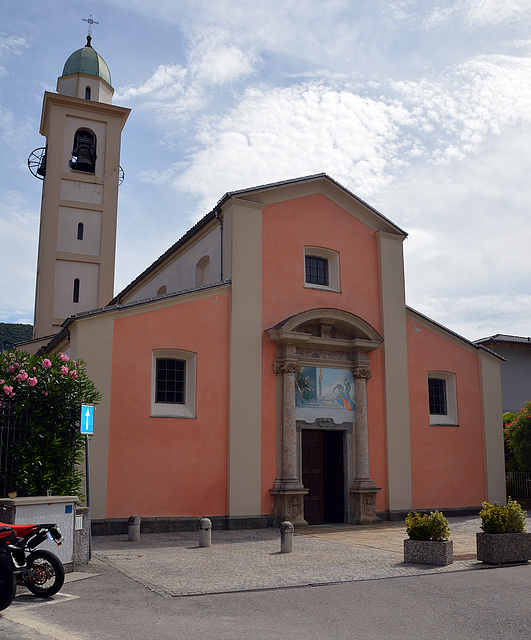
[477,499,530,564]
[404,511,453,566]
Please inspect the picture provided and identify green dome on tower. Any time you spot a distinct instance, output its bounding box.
[61,36,111,86]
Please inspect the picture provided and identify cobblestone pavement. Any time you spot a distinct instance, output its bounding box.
[91,516,530,597]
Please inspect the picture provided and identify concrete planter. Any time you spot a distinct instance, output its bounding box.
[404,539,453,566]
[476,532,531,564]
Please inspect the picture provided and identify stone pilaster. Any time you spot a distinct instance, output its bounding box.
[270,352,308,526]
[349,359,381,524]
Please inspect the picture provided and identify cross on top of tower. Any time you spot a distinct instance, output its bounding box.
[82,14,99,37]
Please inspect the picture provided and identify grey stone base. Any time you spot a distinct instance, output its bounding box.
[92,514,275,536]
[404,539,453,566]
[476,532,531,564]
[73,506,90,567]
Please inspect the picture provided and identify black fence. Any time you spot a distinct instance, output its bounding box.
[506,472,531,500]
[0,398,30,497]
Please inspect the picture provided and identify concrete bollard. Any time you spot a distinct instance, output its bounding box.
[128,515,141,541]
[199,517,212,548]
[280,521,294,553]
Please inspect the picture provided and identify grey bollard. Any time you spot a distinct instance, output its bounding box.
[128,515,141,541]
[199,517,212,548]
[280,521,294,553]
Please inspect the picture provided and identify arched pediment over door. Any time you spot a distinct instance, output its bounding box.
[266,307,383,361]
[266,308,383,526]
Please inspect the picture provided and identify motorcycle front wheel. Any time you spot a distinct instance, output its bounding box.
[0,555,16,610]
[23,550,65,597]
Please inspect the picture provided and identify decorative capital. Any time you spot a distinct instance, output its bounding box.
[274,362,302,375]
[353,366,372,380]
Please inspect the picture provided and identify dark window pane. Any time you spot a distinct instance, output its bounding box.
[73,278,80,303]
[156,359,185,404]
[305,256,329,286]
[428,378,447,415]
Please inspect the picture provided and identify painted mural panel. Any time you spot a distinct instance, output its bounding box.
[295,366,355,424]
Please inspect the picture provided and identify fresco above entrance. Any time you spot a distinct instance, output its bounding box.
[295,366,355,424]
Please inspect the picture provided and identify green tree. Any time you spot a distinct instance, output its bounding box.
[1,349,101,498]
[504,402,531,472]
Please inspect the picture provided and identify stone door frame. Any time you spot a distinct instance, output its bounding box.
[266,307,383,526]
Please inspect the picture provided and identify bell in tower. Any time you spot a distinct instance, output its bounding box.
[70,130,96,172]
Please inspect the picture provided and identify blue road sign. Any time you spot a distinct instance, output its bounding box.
[81,404,94,434]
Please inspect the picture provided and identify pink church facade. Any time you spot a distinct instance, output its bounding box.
[42,174,505,529]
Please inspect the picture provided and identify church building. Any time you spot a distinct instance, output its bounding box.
[28,39,506,529]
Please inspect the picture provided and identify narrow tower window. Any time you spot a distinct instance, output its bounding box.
[77,222,84,240]
[85,86,91,100]
[73,278,80,303]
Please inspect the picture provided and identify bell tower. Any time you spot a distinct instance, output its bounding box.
[31,36,130,338]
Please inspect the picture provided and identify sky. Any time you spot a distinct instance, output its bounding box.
[2,0,531,341]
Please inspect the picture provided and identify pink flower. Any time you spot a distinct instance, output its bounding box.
[3,385,14,397]
[69,370,77,380]
[60,366,69,375]
[8,365,15,372]
[15,371,28,382]
[60,353,69,362]
[42,391,48,396]
[42,359,52,368]
[28,377,38,387]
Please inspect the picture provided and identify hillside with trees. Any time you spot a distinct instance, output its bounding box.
[0,323,33,350]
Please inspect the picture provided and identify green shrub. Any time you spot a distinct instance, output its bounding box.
[406,510,450,541]
[1,349,101,499]
[479,498,527,534]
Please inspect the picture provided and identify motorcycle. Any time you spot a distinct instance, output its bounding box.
[0,504,65,599]
[0,526,17,610]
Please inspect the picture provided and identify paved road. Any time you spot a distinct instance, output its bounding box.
[1,517,530,639]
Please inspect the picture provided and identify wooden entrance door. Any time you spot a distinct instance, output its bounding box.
[302,430,344,525]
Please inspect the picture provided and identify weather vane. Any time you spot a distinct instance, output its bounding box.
[82,14,99,37]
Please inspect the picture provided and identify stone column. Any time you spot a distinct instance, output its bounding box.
[349,358,381,524]
[270,349,308,526]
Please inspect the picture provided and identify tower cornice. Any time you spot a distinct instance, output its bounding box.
[40,91,130,137]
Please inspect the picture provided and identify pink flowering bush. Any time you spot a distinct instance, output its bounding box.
[503,402,531,472]
[0,349,101,497]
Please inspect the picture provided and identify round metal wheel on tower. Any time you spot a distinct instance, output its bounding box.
[28,147,47,179]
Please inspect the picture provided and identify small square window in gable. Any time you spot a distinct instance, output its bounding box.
[303,247,340,292]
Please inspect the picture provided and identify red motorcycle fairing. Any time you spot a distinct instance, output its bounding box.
[0,522,38,538]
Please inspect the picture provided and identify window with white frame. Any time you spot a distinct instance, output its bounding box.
[151,349,196,418]
[428,372,458,426]
[303,247,340,292]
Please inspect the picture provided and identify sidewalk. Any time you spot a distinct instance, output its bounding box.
[90,516,527,597]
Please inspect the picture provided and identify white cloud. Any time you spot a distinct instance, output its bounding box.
[0,191,38,323]
[381,125,531,339]
[170,82,413,216]
[466,0,531,28]
[0,33,31,56]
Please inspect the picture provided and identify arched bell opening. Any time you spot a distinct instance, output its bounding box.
[70,129,96,173]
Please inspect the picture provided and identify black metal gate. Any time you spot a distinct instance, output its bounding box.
[0,398,30,497]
